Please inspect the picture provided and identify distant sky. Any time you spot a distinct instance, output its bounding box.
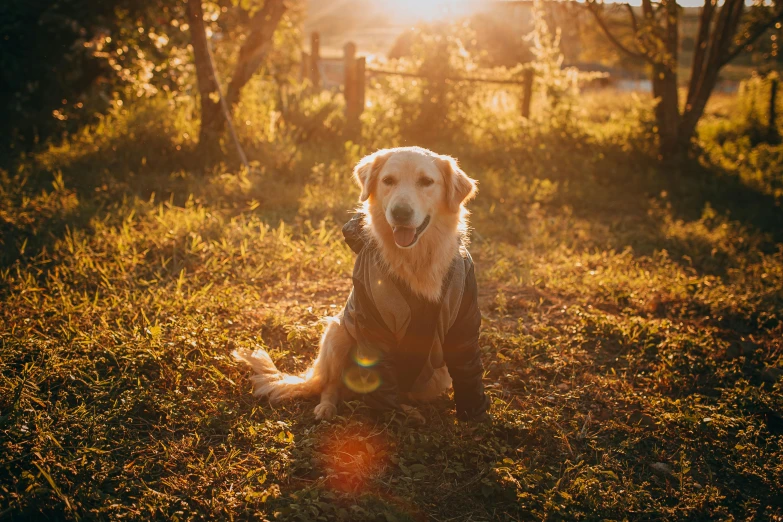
[381,0,480,22]
[588,0,709,5]
[370,0,713,24]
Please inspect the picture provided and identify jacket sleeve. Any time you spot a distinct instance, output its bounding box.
[443,261,490,421]
[342,214,367,255]
[349,277,403,412]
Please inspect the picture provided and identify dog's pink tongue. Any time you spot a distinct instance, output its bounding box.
[393,226,416,247]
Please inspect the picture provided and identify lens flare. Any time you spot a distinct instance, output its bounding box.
[353,344,381,368]
[316,423,391,494]
[343,365,381,394]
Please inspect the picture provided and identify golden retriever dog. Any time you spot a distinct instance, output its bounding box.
[234,146,489,422]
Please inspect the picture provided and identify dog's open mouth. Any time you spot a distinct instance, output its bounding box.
[392,215,431,248]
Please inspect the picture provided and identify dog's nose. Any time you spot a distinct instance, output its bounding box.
[391,204,413,223]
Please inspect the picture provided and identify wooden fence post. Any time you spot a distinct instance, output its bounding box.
[344,42,360,127]
[356,56,366,119]
[310,32,321,91]
[300,51,310,83]
[521,69,534,119]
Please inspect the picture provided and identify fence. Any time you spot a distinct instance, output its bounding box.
[300,32,536,126]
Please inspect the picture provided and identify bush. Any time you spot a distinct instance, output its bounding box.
[367,21,484,142]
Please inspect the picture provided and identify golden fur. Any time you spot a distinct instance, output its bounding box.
[233,146,477,421]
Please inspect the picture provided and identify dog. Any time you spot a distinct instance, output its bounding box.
[233,146,489,422]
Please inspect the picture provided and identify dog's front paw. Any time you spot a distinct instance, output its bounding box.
[314,401,337,421]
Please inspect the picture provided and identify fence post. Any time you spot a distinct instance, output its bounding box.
[310,32,320,91]
[300,51,310,83]
[521,69,534,119]
[344,42,359,128]
[356,56,366,120]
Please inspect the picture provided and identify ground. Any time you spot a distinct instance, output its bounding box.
[1,86,782,520]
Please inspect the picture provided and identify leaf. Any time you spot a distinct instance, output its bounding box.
[276,430,294,443]
[147,324,161,338]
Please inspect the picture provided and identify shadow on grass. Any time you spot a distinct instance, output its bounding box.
[0,126,218,272]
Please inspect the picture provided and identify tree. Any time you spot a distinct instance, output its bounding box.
[186,0,287,147]
[0,0,178,158]
[585,0,783,161]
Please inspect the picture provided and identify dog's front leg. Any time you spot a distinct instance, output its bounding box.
[314,382,341,421]
[312,315,353,421]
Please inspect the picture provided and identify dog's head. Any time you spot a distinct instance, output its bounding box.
[353,147,477,249]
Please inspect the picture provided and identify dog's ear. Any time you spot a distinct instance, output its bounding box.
[436,155,477,213]
[353,150,393,202]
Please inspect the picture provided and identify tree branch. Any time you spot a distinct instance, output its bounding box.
[681,0,744,139]
[721,6,783,66]
[712,0,742,59]
[639,0,666,60]
[685,0,716,109]
[641,0,652,19]
[225,0,288,107]
[187,0,219,100]
[584,1,650,62]
[624,3,639,34]
[664,0,679,68]
[622,3,658,57]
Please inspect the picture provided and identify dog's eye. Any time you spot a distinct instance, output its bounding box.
[417,177,434,187]
[382,177,397,186]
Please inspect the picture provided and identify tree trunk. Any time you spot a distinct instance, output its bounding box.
[587,0,782,161]
[225,0,287,109]
[652,0,681,161]
[186,0,222,148]
[679,63,719,149]
[187,0,286,148]
[680,0,746,151]
[654,64,681,161]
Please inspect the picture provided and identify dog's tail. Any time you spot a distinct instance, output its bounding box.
[232,348,323,402]
[233,316,351,403]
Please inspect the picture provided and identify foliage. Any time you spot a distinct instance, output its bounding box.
[2,81,783,520]
[0,0,160,157]
[736,72,781,143]
[698,73,782,151]
[370,21,485,141]
[523,1,609,127]
[389,14,533,69]
[526,1,578,114]
[586,0,783,160]
[0,0,303,163]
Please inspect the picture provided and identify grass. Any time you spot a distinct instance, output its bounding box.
[1,85,782,521]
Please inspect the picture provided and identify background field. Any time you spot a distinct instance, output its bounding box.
[2,74,782,520]
[2,0,783,516]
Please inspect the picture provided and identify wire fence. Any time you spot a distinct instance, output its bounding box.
[300,32,537,125]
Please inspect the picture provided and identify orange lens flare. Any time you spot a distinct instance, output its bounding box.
[317,424,390,494]
[353,345,381,367]
[342,365,382,394]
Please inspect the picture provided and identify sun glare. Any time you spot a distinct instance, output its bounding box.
[385,0,480,22]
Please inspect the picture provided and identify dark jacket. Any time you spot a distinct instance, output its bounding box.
[341,214,489,421]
